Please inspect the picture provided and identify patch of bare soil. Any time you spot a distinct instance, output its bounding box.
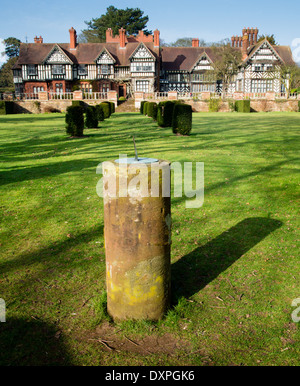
[77,322,192,356]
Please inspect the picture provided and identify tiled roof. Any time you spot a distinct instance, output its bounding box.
[16,42,159,66]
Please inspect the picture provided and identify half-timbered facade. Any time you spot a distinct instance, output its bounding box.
[13,27,295,96]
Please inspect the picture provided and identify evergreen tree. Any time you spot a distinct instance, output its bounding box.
[80,6,151,43]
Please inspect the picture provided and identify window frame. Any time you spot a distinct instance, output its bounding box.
[52,65,65,76]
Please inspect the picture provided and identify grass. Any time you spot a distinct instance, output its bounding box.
[0,111,299,366]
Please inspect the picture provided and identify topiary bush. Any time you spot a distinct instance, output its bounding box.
[140,101,146,114]
[147,102,158,120]
[85,106,98,128]
[157,101,176,127]
[143,102,149,115]
[96,104,104,121]
[65,105,85,137]
[172,103,192,135]
[100,102,111,119]
[72,100,85,108]
[108,101,115,114]
[235,100,251,113]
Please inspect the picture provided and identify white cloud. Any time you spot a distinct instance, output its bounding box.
[0,38,8,66]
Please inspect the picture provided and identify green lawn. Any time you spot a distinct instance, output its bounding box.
[0,111,299,366]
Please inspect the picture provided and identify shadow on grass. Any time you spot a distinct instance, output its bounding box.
[171,217,282,303]
[0,317,72,365]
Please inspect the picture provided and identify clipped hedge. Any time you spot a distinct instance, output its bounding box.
[100,102,111,119]
[72,100,85,109]
[0,101,14,115]
[157,101,176,127]
[140,101,146,114]
[172,103,192,135]
[235,100,251,113]
[108,101,115,114]
[66,105,85,137]
[85,106,98,128]
[143,101,149,115]
[96,104,104,121]
[147,102,158,120]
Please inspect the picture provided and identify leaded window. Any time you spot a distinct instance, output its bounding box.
[131,62,154,72]
[136,80,149,92]
[52,65,65,75]
[251,79,273,93]
[28,65,37,75]
[78,65,87,75]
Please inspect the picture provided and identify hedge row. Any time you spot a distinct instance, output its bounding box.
[0,101,14,115]
[141,100,192,135]
[66,101,115,136]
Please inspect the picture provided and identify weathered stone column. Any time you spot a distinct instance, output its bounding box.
[102,158,171,321]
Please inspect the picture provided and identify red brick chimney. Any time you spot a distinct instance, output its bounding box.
[106,28,113,42]
[34,36,43,44]
[69,27,77,50]
[250,28,254,45]
[119,27,126,48]
[192,38,199,48]
[242,33,249,60]
[154,29,160,47]
[254,28,259,44]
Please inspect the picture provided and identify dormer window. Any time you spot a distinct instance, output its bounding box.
[28,65,37,75]
[78,65,87,75]
[52,65,65,75]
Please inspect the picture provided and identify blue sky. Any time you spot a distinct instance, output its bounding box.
[0,0,299,63]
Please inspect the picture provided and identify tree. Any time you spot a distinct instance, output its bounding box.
[212,44,242,92]
[2,37,21,58]
[80,6,151,43]
[167,38,194,47]
[257,34,277,45]
[0,57,18,89]
[162,37,230,47]
[280,64,300,93]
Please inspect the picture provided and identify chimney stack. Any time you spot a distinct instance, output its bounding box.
[242,33,249,60]
[231,36,235,47]
[250,28,254,45]
[154,29,160,47]
[106,28,113,43]
[254,28,259,44]
[119,27,126,48]
[34,36,43,44]
[69,27,77,50]
[192,38,199,48]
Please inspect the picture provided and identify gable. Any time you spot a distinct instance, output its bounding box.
[95,48,116,64]
[44,45,73,64]
[192,53,213,71]
[248,40,283,63]
[130,43,155,61]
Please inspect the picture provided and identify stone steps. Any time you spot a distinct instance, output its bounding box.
[116,98,138,113]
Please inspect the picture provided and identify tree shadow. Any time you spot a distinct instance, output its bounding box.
[0,317,72,365]
[171,217,282,303]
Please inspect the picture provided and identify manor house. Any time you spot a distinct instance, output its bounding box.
[13,27,295,97]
